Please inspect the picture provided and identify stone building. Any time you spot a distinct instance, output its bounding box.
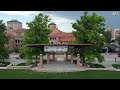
[4,29,24,51]
[7,19,22,30]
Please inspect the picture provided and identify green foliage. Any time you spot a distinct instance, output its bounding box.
[104,30,112,43]
[14,47,19,53]
[20,13,51,63]
[87,63,105,68]
[71,11,106,63]
[118,50,120,57]
[16,63,27,66]
[0,20,9,60]
[112,64,120,69]
[116,36,120,45]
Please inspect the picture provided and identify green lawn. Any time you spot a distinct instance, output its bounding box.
[0,69,120,79]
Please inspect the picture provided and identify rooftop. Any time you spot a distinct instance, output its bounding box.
[49,33,73,37]
[49,22,56,25]
[59,37,74,42]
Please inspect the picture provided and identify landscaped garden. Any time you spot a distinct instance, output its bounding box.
[0,69,120,79]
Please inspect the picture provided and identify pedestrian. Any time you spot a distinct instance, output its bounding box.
[115,58,116,62]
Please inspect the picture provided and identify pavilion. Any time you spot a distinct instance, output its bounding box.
[27,44,93,68]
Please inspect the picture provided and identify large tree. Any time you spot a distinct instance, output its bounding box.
[116,36,120,45]
[71,11,106,65]
[116,36,120,57]
[104,30,112,44]
[20,13,51,64]
[0,20,9,61]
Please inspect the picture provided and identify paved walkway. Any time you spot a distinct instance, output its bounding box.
[32,61,85,72]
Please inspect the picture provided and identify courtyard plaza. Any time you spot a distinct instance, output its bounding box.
[1,53,119,72]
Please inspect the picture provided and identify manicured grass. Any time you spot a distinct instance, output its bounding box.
[0,69,120,79]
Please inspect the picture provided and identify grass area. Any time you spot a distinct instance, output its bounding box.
[112,64,120,69]
[0,69,120,79]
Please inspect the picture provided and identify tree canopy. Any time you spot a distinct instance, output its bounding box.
[104,30,112,44]
[71,11,106,64]
[0,20,9,60]
[20,13,51,64]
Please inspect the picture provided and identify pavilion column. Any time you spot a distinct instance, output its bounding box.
[38,53,43,68]
[47,53,50,64]
[71,53,73,64]
[77,53,82,68]
[66,52,68,61]
[53,52,55,61]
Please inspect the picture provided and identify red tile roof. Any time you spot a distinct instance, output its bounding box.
[14,29,24,33]
[5,29,24,37]
[49,33,73,37]
[59,37,74,42]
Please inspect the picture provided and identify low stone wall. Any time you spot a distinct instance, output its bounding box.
[6,64,32,69]
[7,66,30,69]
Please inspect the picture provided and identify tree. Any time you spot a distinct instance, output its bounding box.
[116,36,120,45]
[116,36,120,57]
[71,11,106,65]
[0,20,9,61]
[14,47,19,53]
[104,30,112,44]
[20,13,51,64]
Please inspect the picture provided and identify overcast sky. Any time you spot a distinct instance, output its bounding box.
[0,11,120,32]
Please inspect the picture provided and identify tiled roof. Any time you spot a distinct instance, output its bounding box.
[49,33,73,37]
[14,29,24,33]
[59,37,74,42]
[5,29,24,37]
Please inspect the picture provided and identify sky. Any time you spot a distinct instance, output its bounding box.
[0,11,120,32]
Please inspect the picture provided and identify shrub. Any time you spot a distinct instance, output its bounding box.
[16,63,27,66]
[87,63,105,68]
[112,64,120,69]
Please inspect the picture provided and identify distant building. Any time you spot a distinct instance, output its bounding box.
[7,19,22,30]
[5,22,75,51]
[48,22,75,44]
[106,26,120,41]
[49,33,75,44]
[111,29,120,41]
[48,22,65,35]
[4,29,24,51]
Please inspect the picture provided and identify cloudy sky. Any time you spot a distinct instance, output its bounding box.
[0,11,120,32]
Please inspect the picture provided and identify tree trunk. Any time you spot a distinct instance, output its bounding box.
[82,57,86,66]
[36,55,38,61]
[3,58,4,62]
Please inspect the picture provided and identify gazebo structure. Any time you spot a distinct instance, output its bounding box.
[27,44,93,68]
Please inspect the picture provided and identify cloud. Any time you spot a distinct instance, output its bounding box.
[0,11,76,32]
[0,11,42,17]
[47,13,75,32]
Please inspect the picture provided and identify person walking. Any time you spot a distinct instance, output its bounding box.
[115,58,116,62]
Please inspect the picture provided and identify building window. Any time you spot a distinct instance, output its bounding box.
[55,38,56,40]
[51,42,53,44]
[61,42,62,44]
[50,38,51,40]
[16,45,17,47]
[18,40,20,43]
[15,40,17,43]
[53,38,54,40]
[21,40,22,43]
